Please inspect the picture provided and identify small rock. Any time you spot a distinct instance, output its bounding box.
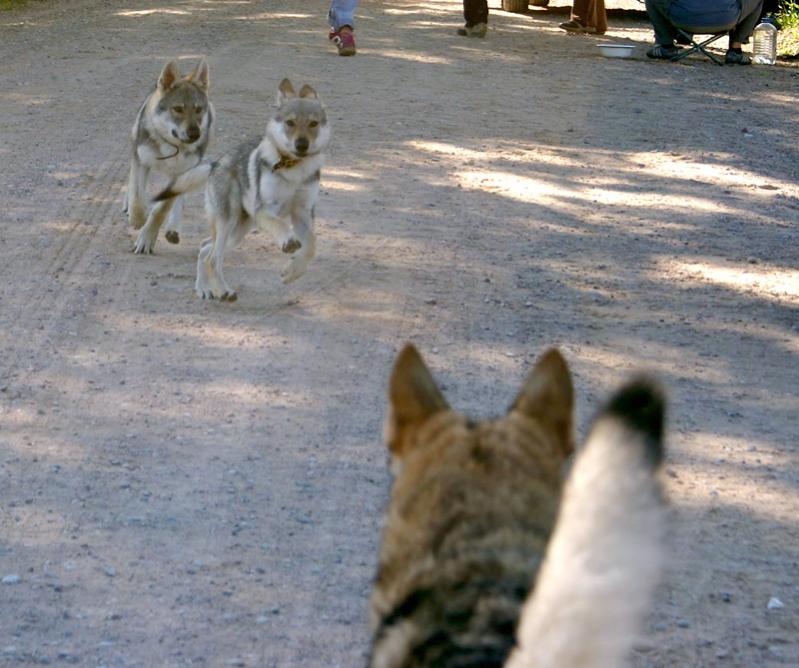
[225,659,245,667]
[767,597,784,610]
[255,615,269,624]
[2,574,21,585]
[2,646,16,655]
[424,298,437,305]
[677,619,691,628]
[103,567,116,578]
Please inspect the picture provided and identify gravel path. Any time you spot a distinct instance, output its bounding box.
[1,1,797,666]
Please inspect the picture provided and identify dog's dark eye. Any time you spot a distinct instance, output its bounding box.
[194,105,204,114]
[285,120,296,128]
[172,105,185,114]
[309,120,319,128]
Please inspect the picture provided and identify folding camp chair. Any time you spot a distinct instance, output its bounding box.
[669,27,731,65]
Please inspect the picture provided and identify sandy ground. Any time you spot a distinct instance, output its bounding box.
[0,1,797,666]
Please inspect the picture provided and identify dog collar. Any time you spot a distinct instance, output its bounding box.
[272,154,301,171]
[157,144,180,161]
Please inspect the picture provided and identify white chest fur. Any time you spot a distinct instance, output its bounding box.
[244,140,324,219]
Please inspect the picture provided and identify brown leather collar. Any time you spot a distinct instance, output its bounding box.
[272,154,301,171]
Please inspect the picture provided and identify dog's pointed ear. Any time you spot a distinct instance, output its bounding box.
[158,60,181,92]
[189,57,209,92]
[385,344,449,460]
[298,84,318,99]
[510,348,574,457]
[277,78,296,103]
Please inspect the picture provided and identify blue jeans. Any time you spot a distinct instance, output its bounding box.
[645,0,763,45]
[329,0,358,30]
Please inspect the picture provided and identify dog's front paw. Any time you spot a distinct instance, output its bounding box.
[133,228,157,255]
[282,237,302,254]
[165,230,180,245]
[132,240,154,255]
[196,279,237,302]
[196,287,238,302]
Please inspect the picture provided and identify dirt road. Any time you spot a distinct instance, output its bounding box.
[1,1,797,666]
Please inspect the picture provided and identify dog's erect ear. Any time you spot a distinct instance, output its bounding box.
[277,78,296,103]
[298,84,318,99]
[189,57,209,92]
[510,348,574,457]
[158,60,181,91]
[385,344,449,460]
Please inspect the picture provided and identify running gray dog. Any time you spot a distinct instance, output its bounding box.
[126,58,213,254]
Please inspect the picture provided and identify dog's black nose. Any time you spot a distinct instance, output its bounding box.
[295,137,309,154]
[186,126,201,143]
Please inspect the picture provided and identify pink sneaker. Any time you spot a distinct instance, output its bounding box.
[329,28,356,56]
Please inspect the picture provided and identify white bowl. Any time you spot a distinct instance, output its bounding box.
[597,44,635,58]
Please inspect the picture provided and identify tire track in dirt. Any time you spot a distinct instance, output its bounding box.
[1,152,130,388]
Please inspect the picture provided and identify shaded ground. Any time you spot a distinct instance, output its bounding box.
[0,1,797,666]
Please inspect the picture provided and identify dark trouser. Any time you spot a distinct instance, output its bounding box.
[645,0,764,46]
[464,0,488,26]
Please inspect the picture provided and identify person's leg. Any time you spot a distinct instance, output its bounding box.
[329,0,358,55]
[725,0,762,63]
[457,0,487,36]
[328,0,358,30]
[731,0,764,43]
[565,0,607,34]
[570,0,591,24]
[644,0,679,46]
[463,0,488,27]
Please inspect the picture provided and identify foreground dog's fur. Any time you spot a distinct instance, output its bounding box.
[126,58,214,254]
[370,345,666,668]
[151,78,330,301]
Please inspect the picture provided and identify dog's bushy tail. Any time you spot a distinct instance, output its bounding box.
[154,161,214,202]
[506,379,666,668]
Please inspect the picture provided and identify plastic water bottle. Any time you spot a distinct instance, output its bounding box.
[752,18,777,65]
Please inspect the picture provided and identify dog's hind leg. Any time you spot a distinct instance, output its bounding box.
[164,195,183,245]
[196,236,216,299]
[195,218,239,301]
[281,207,316,284]
[127,159,149,229]
[133,198,174,254]
[211,219,237,301]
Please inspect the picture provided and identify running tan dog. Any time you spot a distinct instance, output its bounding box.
[370,345,667,668]
[152,78,330,301]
